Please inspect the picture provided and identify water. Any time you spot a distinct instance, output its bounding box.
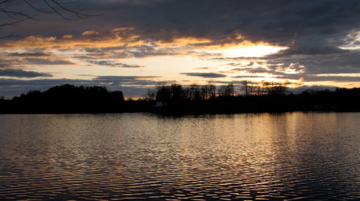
[0,112,360,200]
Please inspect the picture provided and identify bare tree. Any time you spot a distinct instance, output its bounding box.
[185,83,201,101]
[200,81,216,100]
[218,83,234,97]
[242,80,249,95]
[144,88,156,101]
[266,82,287,95]
[241,80,288,96]
[241,80,260,96]
[0,0,90,37]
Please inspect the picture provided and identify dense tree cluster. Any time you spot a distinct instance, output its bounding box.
[0,83,360,114]
[0,84,124,113]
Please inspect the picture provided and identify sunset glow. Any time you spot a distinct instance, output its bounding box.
[0,0,360,98]
[221,45,287,58]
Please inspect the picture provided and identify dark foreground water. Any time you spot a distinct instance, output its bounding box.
[0,112,360,200]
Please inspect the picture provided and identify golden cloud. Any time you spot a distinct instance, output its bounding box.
[158,37,212,47]
[3,27,287,61]
[4,28,148,50]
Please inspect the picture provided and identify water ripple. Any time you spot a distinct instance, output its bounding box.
[1,113,360,200]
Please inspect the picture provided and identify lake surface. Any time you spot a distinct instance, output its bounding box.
[0,112,360,200]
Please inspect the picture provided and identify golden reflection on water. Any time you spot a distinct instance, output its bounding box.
[1,112,360,200]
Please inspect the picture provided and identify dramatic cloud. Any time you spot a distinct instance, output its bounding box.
[1,0,360,98]
[6,0,360,49]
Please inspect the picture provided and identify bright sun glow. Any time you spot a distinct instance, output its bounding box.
[221,45,287,58]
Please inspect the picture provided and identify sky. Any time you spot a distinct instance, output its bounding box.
[1,0,360,98]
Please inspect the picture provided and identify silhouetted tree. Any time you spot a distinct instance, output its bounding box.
[200,82,216,100]
[155,84,171,102]
[241,81,288,96]
[266,82,287,95]
[145,88,156,101]
[170,84,184,101]
[242,80,249,95]
[185,83,202,101]
[218,83,234,97]
[241,80,261,95]
[153,83,186,106]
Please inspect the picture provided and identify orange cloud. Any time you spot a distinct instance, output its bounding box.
[158,37,212,47]
[4,28,148,50]
[3,27,287,61]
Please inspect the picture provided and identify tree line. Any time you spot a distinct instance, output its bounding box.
[0,83,360,114]
[145,81,287,102]
[143,82,359,114]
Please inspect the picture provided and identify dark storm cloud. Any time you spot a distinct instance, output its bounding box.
[98,1,358,45]
[8,0,360,46]
[0,69,52,78]
[6,0,360,63]
[182,73,227,78]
